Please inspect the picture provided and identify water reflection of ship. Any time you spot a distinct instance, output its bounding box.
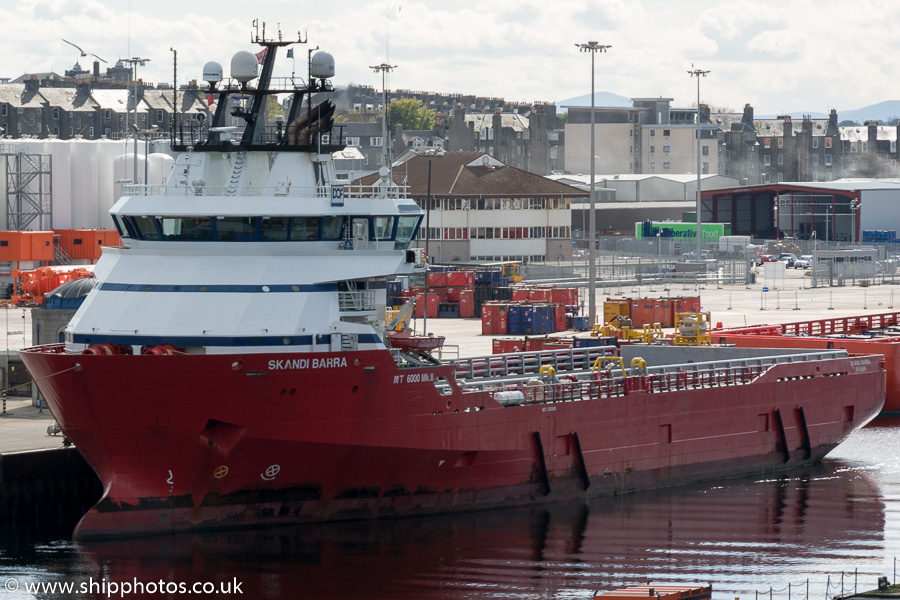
[76,461,884,600]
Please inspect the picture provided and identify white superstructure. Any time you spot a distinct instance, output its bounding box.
[64,33,426,357]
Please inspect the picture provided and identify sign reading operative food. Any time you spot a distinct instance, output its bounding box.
[635,221,725,240]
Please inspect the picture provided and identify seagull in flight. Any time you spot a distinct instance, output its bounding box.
[62,39,107,63]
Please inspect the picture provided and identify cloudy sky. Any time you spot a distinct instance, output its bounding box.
[5,0,898,116]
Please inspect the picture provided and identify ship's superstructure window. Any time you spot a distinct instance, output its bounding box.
[132,216,161,240]
[118,214,417,244]
[216,217,257,240]
[260,217,289,240]
[161,217,214,240]
[394,215,420,250]
[112,215,132,238]
[291,217,320,240]
[321,216,346,239]
[373,216,394,241]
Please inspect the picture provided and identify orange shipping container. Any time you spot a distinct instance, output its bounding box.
[0,231,54,262]
[56,229,120,261]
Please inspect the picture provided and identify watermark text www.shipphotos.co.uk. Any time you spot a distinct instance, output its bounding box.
[4,576,243,597]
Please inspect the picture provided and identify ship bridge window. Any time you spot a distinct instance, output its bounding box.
[161,217,214,240]
[291,217,320,240]
[321,216,347,240]
[130,216,162,240]
[260,216,289,240]
[112,214,133,238]
[373,216,395,241]
[215,217,258,241]
[394,215,421,250]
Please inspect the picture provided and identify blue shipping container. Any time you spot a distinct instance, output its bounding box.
[507,304,531,335]
[572,315,589,330]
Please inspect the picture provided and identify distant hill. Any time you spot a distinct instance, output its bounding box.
[558,93,900,124]
[758,101,900,123]
[557,91,632,108]
[837,101,900,124]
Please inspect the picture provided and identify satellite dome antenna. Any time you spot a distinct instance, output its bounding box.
[202,61,223,92]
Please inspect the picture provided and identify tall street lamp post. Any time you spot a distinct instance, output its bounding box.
[576,41,611,328]
[370,63,397,173]
[688,66,709,261]
[123,57,150,182]
[423,149,442,335]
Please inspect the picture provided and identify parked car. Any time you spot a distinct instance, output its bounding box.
[758,254,778,263]
[778,253,798,267]
[880,256,900,274]
[793,255,812,269]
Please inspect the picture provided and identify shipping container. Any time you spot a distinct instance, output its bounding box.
[437,302,460,318]
[507,304,530,335]
[475,270,502,286]
[656,299,674,328]
[459,289,475,318]
[554,303,567,332]
[414,293,440,319]
[537,304,553,335]
[512,288,530,302]
[572,315,590,331]
[445,271,474,288]
[603,299,630,324]
[495,287,513,301]
[0,231,54,263]
[550,288,579,306]
[55,229,120,261]
[427,272,448,288]
[631,298,658,328]
[492,338,524,354]
[444,287,461,303]
[673,296,701,318]
[573,337,602,348]
[481,303,508,335]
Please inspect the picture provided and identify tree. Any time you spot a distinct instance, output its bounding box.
[334,111,376,123]
[267,97,284,122]
[387,98,435,130]
[559,112,568,127]
[839,120,860,127]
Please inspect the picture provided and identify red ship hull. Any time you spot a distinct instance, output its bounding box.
[19,344,885,540]
[715,310,900,413]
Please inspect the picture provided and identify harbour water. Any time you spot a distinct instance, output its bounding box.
[0,418,898,600]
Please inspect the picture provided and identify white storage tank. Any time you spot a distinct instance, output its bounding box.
[96,139,123,228]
